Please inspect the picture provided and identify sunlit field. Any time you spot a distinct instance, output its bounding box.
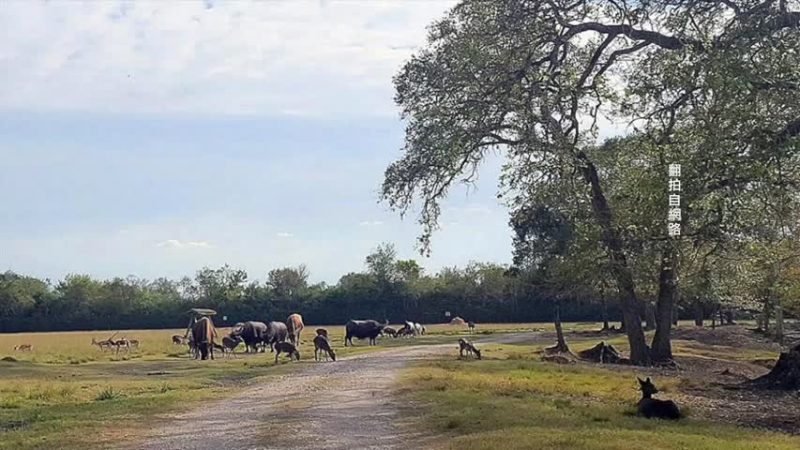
[0,322,526,449]
[400,337,797,450]
[0,321,790,449]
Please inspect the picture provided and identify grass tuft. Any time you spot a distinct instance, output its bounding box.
[95,387,120,402]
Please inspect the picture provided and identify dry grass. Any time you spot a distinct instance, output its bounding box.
[401,341,800,450]
[0,322,526,449]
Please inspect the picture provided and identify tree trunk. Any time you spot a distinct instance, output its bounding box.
[711,306,717,329]
[546,303,571,354]
[672,302,679,326]
[762,296,772,334]
[693,299,704,326]
[749,343,800,390]
[577,152,649,364]
[651,245,676,362]
[645,301,656,331]
[775,298,784,345]
[600,289,609,332]
[724,310,735,325]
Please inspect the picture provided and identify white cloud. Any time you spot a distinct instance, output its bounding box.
[0,1,457,117]
[276,232,294,238]
[359,220,384,226]
[156,239,212,249]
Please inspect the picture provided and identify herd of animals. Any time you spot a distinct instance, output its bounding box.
[10,316,682,420]
[177,314,442,363]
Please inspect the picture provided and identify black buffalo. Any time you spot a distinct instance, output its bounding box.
[232,321,268,353]
[344,319,387,346]
[265,321,288,352]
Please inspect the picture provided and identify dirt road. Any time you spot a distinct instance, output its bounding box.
[127,333,536,450]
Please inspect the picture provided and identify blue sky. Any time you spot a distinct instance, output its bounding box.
[0,1,513,284]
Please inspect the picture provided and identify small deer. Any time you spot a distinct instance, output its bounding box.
[458,338,481,359]
[274,341,300,363]
[637,377,681,420]
[313,334,336,361]
[13,344,33,352]
[221,335,242,358]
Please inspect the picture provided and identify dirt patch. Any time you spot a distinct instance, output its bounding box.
[554,326,799,434]
[671,326,780,351]
[122,333,537,450]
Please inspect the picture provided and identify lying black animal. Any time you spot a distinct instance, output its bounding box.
[637,377,681,420]
[274,341,300,362]
[344,319,386,346]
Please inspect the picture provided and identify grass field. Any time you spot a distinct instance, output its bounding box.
[0,322,793,449]
[399,328,798,450]
[0,322,495,449]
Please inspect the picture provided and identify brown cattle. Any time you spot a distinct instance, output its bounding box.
[286,313,304,346]
[191,316,217,360]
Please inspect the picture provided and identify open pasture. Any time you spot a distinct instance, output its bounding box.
[0,322,516,449]
[401,325,800,450]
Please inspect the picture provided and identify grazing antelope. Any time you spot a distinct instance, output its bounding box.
[313,335,336,362]
[468,321,476,333]
[637,377,681,420]
[458,338,481,359]
[315,328,328,338]
[274,341,300,363]
[92,337,114,351]
[13,344,33,352]
[171,335,186,345]
[127,339,140,349]
[113,338,131,353]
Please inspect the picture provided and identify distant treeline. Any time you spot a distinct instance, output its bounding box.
[0,245,627,333]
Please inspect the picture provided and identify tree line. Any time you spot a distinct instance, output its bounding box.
[1,243,617,333]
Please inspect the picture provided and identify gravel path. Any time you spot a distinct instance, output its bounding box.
[125,333,537,450]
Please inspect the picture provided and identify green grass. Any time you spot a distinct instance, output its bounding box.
[400,344,800,450]
[0,322,524,449]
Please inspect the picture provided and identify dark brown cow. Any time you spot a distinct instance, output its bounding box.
[286,313,304,346]
[191,316,217,360]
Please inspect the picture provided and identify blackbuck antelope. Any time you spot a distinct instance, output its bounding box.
[313,334,336,361]
[92,337,115,351]
[458,338,481,359]
[637,377,681,420]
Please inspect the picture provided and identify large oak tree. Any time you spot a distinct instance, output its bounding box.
[382,0,800,364]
